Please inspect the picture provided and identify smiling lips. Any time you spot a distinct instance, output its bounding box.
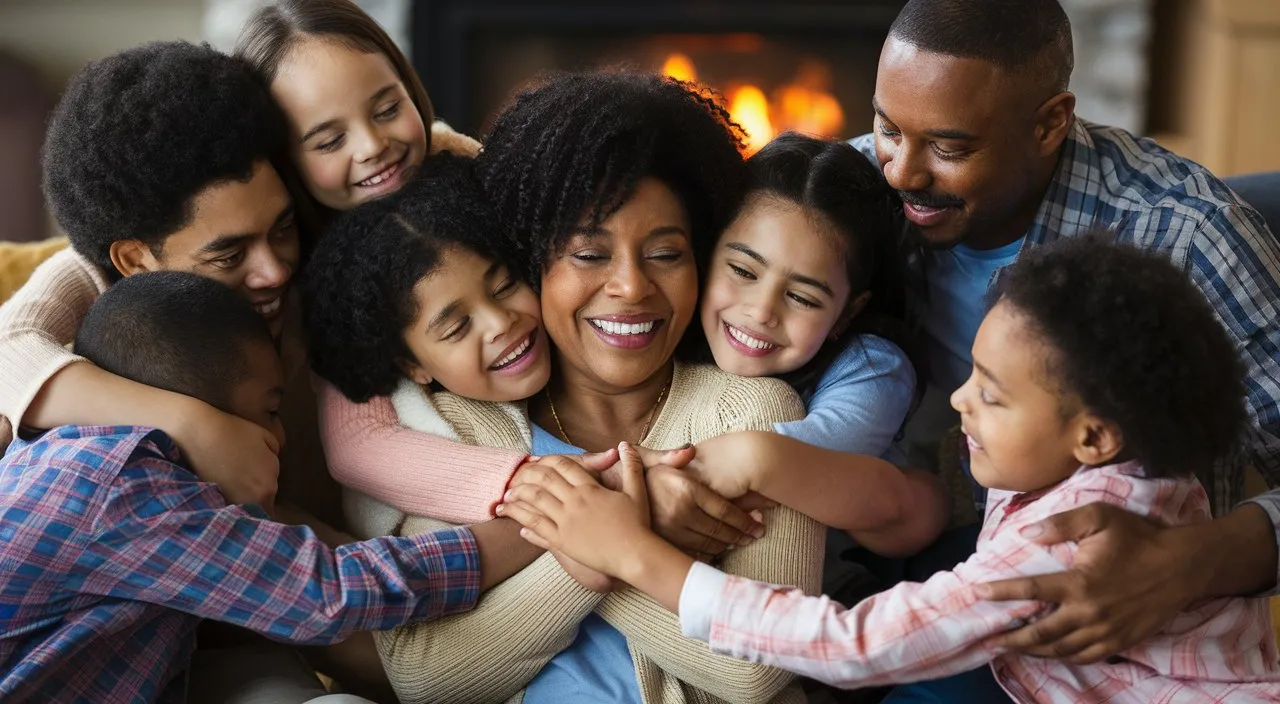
[965,431,985,454]
[587,316,664,349]
[722,322,778,358]
[252,296,283,319]
[489,333,537,374]
[354,152,407,191]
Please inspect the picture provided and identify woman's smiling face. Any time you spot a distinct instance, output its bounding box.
[538,177,698,391]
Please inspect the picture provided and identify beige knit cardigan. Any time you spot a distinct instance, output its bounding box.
[352,362,824,704]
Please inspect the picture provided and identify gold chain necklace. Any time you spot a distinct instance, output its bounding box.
[546,380,670,448]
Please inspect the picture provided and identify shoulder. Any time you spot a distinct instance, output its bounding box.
[1038,461,1209,528]
[1084,122,1269,249]
[846,133,877,163]
[818,335,916,390]
[1,425,197,512]
[673,363,805,436]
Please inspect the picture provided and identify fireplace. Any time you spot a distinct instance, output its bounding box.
[411,1,907,151]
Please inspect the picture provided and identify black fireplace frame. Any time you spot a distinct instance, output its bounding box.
[411,0,906,134]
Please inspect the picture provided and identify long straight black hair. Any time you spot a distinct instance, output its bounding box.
[741,132,922,398]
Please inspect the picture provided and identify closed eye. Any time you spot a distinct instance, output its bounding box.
[787,292,819,309]
[728,263,756,281]
[443,316,470,341]
[317,134,345,152]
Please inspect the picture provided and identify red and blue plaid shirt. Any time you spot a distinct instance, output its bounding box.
[0,425,481,703]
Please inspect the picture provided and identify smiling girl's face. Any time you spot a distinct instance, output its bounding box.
[272,36,427,211]
[700,192,854,378]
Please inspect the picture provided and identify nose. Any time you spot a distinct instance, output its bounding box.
[742,288,779,328]
[353,123,389,163]
[881,140,931,194]
[244,245,293,291]
[481,301,519,344]
[950,373,973,414]
[604,255,656,303]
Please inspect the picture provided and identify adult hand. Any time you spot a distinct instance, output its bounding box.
[977,502,1203,663]
[175,405,280,508]
[645,464,764,558]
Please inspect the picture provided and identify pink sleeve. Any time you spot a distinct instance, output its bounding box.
[314,377,525,524]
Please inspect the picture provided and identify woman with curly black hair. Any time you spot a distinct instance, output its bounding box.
[324,71,823,704]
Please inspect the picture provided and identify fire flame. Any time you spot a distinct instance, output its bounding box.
[662,54,845,154]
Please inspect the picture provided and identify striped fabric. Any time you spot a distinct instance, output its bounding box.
[0,425,480,704]
[692,462,1280,703]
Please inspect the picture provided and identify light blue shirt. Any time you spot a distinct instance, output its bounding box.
[773,334,916,590]
[522,425,643,704]
[773,334,915,461]
[899,238,1024,472]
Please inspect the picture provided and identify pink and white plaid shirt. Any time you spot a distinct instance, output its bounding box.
[680,461,1280,703]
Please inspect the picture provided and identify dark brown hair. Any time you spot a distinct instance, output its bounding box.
[233,0,434,236]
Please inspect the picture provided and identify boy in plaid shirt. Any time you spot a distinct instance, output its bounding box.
[0,272,539,703]
[502,236,1280,703]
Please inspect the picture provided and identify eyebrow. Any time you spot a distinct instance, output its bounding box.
[974,360,1003,389]
[199,203,296,255]
[724,242,834,296]
[298,84,400,144]
[872,97,979,142]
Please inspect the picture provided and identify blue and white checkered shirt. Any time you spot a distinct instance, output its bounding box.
[854,118,1280,590]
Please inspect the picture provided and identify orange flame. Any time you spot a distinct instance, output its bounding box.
[662,53,697,83]
[662,53,846,154]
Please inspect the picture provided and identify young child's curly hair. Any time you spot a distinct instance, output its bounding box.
[304,153,510,402]
[992,234,1247,478]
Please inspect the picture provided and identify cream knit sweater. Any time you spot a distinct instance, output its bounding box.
[357,362,824,704]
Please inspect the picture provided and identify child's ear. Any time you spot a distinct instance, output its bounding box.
[109,239,160,277]
[831,291,872,340]
[1071,413,1123,467]
[399,360,433,387]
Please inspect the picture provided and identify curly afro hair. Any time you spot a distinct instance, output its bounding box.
[304,153,511,402]
[42,41,286,279]
[993,234,1247,479]
[475,70,748,289]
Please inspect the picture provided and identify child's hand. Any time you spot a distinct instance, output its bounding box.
[176,404,280,508]
[509,448,620,489]
[681,432,765,500]
[498,442,652,579]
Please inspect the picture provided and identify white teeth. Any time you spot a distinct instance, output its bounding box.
[590,320,656,336]
[727,324,776,350]
[357,161,398,187]
[254,298,282,317]
[492,337,531,369]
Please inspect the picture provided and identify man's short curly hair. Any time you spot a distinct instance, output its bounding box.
[304,154,511,402]
[475,70,748,288]
[993,235,1247,478]
[42,41,286,279]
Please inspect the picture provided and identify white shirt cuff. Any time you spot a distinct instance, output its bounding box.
[679,561,730,641]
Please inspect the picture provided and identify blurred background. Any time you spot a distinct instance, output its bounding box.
[0,0,1277,244]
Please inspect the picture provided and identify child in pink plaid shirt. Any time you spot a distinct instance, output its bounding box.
[500,235,1280,703]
